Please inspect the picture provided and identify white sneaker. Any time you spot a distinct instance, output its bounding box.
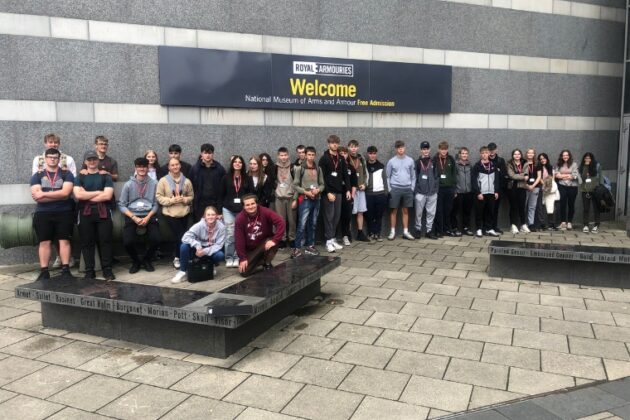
[332,240,343,250]
[233,258,239,268]
[487,229,500,237]
[387,231,396,241]
[567,222,573,230]
[402,231,415,240]
[520,224,531,233]
[171,271,187,284]
[173,257,180,269]
[475,229,483,238]
[510,224,519,234]
[342,236,351,246]
[52,256,61,268]
[326,240,336,253]
[591,225,599,233]
[582,226,590,233]
[225,257,233,267]
[559,222,567,230]
[213,267,217,277]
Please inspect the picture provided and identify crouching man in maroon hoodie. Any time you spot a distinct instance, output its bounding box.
[236,194,286,277]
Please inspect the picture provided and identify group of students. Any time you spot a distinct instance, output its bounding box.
[29,132,605,284]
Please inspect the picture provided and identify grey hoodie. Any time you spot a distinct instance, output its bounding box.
[456,160,473,193]
[118,175,158,216]
[181,219,226,257]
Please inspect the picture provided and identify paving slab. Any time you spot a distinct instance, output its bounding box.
[282,384,363,420]
[4,364,90,399]
[481,343,540,370]
[444,358,509,390]
[97,384,189,420]
[282,356,353,388]
[160,395,245,420]
[0,355,47,386]
[332,341,395,369]
[0,394,64,420]
[460,323,513,345]
[170,365,249,399]
[426,336,484,361]
[338,365,410,400]
[508,367,574,394]
[541,350,607,380]
[224,374,303,412]
[232,348,301,377]
[350,395,430,420]
[400,375,472,412]
[48,374,137,412]
[386,349,449,379]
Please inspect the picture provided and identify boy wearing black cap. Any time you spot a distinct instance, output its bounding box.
[189,143,226,220]
[414,142,439,239]
[30,148,75,280]
[118,157,161,273]
[74,150,115,280]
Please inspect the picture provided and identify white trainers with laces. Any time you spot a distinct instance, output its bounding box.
[173,257,180,269]
[567,222,573,230]
[225,257,233,268]
[475,229,483,237]
[342,236,351,246]
[171,271,187,284]
[487,229,500,237]
[52,256,61,268]
[387,231,396,241]
[520,224,531,233]
[326,240,336,253]
[332,239,343,250]
[510,224,519,234]
[402,231,415,240]
[591,225,599,233]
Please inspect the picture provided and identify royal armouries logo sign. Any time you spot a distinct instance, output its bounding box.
[158,46,452,113]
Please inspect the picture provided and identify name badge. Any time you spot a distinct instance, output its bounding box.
[440,174,446,179]
[529,178,535,183]
[331,171,338,177]
[356,172,359,177]
[422,175,428,180]
[347,170,351,175]
[280,182,287,188]
[585,178,592,183]
[137,202,146,208]
[234,198,241,203]
[310,185,316,190]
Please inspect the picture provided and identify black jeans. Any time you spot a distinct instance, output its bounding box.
[78,210,113,271]
[492,191,503,229]
[451,192,474,231]
[164,215,189,259]
[507,188,527,226]
[475,194,496,231]
[366,193,388,235]
[435,186,455,234]
[123,216,161,263]
[339,197,354,238]
[582,192,601,225]
[558,184,578,223]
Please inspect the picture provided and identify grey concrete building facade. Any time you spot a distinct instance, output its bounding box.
[0,0,625,263]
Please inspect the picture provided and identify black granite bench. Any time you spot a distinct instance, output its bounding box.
[15,255,339,358]
[488,240,630,287]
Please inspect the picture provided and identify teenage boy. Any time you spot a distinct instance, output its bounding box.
[235,194,285,276]
[319,135,351,252]
[386,140,415,241]
[158,144,192,179]
[472,146,500,238]
[452,147,474,236]
[348,139,370,242]
[30,148,75,280]
[274,147,298,249]
[294,145,306,167]
[32,133,77,269]
[488,142,507,233]
[32,133,77,176]
[365,146,388,241]
[74,150,115,280]
[414,141,439,240]
[433,141,457,237]
[81,136,118,181]
[292,146,325,258]
[118,157,161,273]
[189,143,226,220]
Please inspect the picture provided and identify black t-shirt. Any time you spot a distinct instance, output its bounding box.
[30,169,75,212]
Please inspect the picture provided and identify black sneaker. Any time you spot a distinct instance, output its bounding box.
[143,260,155,272]
[375,234,383,242]
[453,230,463,237]
[426,230,438,240]
[413,230,423,239]
[83,270,96,280]
[36,270,50,281]
[278,240,287,250]
[263,263,273,270]
[129,262,141,274]
[60,269,75,280]
[356,230,371,242]
[304,245,319,256]
[463,228,474,236]
[103,269,116,281]
[291,248,303,259]
[445,230,456,237]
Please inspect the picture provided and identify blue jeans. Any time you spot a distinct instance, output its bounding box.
[179,243,224,271]
[295,198,320,248]
[222,207,237,260]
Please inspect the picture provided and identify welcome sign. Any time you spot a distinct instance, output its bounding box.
[158,46,452,113]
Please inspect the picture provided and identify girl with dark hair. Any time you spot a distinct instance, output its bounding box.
[579,152,602,233]
[524,148,542,231]
[259,153,276,207]
[220,156,254,267]
[248,155,273,207]
[506,149,528,234]
[538,153,559,231]
[338,146,358,246]
[554,149,579,230]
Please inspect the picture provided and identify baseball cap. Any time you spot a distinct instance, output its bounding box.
[83,150,98,160]
[420,141,430,149]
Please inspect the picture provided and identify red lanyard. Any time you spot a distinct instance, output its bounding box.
[206,223,216,246]
[46,169,60,189]
[439,156,446,171]
[136,181,148,198]
[515,162,522,173]
[482,161,492,172]
[330,153,339,171]
[233,176,241,194]
[419,159,431,173]
[527,163,534,176]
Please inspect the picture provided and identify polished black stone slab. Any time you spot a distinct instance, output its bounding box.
[16,255,340,329]
[489,240,630,264]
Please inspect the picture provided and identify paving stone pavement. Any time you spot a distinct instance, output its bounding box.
[0,225,630,419]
